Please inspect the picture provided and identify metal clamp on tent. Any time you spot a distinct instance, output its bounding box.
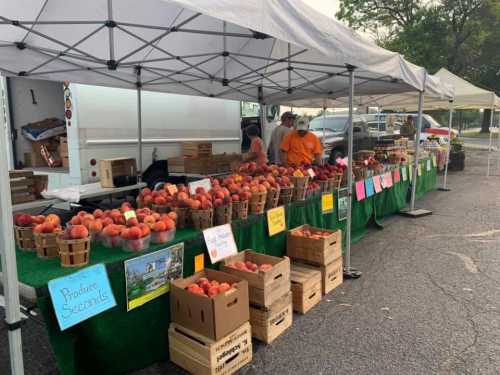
[4,317,27,331]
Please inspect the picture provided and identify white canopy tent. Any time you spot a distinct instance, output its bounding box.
[0,1,440,373]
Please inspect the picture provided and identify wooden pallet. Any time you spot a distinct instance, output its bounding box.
[169,322,252,375]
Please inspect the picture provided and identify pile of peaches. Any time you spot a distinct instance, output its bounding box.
[290,227,333,240]
[226,261,273,273]
[185,277,236,298]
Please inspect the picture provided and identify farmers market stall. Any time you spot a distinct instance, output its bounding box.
[8,160,437,375]
[0,1,453,373]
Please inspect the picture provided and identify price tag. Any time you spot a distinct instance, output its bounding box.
[426,159,431,171]
[293,170,304,177]
[166,184,178,195]
[189,178,212,195]
[321,193,334,214]
[307,168,316,178]
[267,206,286,236]
[194,253,204,272]
[432,155,437,167]
[203,224,238,264]
[401,167,408,182]
[123,210,136,221]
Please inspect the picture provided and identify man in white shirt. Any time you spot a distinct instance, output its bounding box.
[268,111,295,163]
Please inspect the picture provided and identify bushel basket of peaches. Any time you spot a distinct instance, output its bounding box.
[57,224,91,267]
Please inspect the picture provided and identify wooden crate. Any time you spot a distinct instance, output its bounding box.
[9,170,36,204]
[290,263,322,314]
[287,225,342,266]
[182,142,212,157]
[295,259,343,296]
[221,250,291,308]
[249,292,292,344]
[168,156,218,174]
[169,322,252,375]
[99,158,137,188]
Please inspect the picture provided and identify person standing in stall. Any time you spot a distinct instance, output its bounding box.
[280,116,323,166]
[242,125,268,166]
[400,115,416,139]
[268,111,296,163]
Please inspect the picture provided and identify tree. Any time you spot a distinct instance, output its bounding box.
[337,0,500,132]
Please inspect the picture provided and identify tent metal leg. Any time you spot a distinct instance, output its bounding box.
[401,88,432,218]
[0,109,25,374]
[136,66,143,181]
[439,100,453,191]
[343,66,361,280]
[487,106,495,177]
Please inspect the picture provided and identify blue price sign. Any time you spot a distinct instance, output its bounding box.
[48,264,117,331]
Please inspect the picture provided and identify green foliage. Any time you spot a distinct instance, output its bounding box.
[337,0,500,93]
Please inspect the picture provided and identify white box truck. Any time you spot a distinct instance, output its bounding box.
[1,77,243,189]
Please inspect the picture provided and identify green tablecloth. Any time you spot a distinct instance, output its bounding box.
[16,163,436,375]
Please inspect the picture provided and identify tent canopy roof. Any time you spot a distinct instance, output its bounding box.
[0,0,430,104]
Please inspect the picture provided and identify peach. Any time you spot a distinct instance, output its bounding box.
[102,217,113,227]
[93,209,104,218]
[88,219,103,233]
[128,226,142,240]
[70,216,82,225]
[167,211,178,222]
[162,218,175,231]
[138,223,150,237]
[126,217,139,227]
[70,225,89,239]
[143,215,156,227]
[152,221,166,232]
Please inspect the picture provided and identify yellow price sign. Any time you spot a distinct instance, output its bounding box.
[321,193,334,214]
[123,210,136,221]
[194,253,204,272]
[432,155,437,167]
[267,206,286,236]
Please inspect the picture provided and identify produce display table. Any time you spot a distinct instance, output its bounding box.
[16,162,437,375]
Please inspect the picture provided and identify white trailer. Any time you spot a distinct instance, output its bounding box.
[1,77,242,189]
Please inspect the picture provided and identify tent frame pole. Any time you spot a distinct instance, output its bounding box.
[136,65,142,182]
[0,108,24,374]
[401,83,432,218]
[487,105,495,177]
[439,100,454,191]
[343,65,361,279]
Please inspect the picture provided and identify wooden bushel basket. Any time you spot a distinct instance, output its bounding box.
[215,203,232,225]
[14,225,35,251]
[57,236,91,268]
[232,200,249,220]
[293,187,307,201]
[250,191,267,214]
[34,232,60,259]
[191,209,213,230]
[173,207,190,229]
[152,204,170,214]
[278,186,294,206]
[265,187,280,210]
[291,176,309,201]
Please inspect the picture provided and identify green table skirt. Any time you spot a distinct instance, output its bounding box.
[18,163,436,375]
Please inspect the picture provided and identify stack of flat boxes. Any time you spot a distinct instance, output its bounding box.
[287,225,343,314]
[221,250,292,344]
[169,269,252,375]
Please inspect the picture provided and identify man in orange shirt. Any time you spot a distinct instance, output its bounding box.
[280,116,323,166]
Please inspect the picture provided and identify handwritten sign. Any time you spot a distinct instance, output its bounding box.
[373,176,382,193]
[48,264,116,331]
[203,224,238,263]
[426,159,431,171]
[384,172,393,188]
[189,178,212,195]
[307,168,316,178]
[267,206,286,236]
[321,193,334,214]
[123,210,136,221]
[432,155,437,167]
[194,253,204,273]
[409,165,413,181]
[379,174,385,189]
[365,178,375,197]
[166,184,178,195]
[394,169,401,183]
[355,181,366,201]
[401,167,408,182]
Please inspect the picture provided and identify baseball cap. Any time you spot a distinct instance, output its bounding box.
[281,111,296,121]
[295,116,310,131]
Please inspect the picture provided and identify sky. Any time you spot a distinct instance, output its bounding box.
[301,0,340,17]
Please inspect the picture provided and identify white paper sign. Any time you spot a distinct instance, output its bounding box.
[203,224,238,263]
[426,159,431,171]
[188,178,212,195]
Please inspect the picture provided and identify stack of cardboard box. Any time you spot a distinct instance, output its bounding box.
[221,250,293,344]
[286,225,343,313]
[169,269,252,375]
